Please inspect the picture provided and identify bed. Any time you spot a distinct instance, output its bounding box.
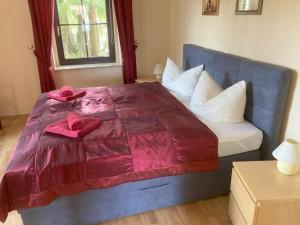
[8,45,292,225]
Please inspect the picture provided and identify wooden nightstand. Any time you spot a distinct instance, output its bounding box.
[135,76,160,83]
[228,161,300,225]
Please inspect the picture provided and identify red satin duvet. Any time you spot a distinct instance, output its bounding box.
[0,82,218,222]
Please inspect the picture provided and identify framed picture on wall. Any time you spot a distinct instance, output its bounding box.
[236,0,264,15]
[202,0,220,16]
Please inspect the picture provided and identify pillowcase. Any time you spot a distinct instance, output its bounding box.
[162,58,204,97]
[168,65,204,97]
[190,71,247,123]
[162,58,183,90]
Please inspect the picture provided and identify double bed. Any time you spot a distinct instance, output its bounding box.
[1,45,292,225]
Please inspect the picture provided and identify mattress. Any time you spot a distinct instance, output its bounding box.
[170,91,263,157]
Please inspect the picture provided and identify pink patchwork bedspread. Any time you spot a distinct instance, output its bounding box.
[0,82,218,222]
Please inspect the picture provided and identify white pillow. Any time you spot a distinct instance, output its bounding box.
[162,58,204,96]
[162,58,183,90]
[190,71,247,123]
[168,65,204,97]
[191,70,223,104]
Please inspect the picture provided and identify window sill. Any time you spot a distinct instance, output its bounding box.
[54,63,122,71]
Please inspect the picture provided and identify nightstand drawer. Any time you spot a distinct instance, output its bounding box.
[231,169,256,225]
[228,194,247,225]
[229,161,300,225]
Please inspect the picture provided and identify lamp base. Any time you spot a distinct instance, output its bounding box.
[155,74,162,81]
[277,161,299,175]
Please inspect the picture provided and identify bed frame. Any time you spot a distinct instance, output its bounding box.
[19,45,292,225]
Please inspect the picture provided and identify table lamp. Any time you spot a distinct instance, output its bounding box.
[153,64,164,80]
[272,139,300,175]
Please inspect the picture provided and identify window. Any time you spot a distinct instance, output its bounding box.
[54,0,116,65]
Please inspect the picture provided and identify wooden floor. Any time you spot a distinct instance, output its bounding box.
[0,116,232,225]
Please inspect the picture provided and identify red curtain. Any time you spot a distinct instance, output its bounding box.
[113,0,137,84]
[28,0,56,93]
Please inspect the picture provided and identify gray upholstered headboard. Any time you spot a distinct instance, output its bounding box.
[183,44,291,160]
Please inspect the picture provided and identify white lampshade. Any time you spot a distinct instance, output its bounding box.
[153,64,164,75]
[272,139,300,165]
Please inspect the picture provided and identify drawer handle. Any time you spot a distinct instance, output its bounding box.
[138,183,170,191]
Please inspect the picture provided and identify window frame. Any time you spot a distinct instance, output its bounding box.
[54,0,116,66]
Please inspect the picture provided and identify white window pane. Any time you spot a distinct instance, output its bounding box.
[82,0,107,24]
[57,0,82,24]
[86,24,109,57]
[61,25,88,59]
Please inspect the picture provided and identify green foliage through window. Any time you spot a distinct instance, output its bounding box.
[55,0,115,65]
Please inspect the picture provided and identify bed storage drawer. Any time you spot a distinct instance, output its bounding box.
[230,169,256,225]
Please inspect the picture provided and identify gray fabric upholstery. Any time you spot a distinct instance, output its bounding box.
[183,44,292,159]
[20,151,259,225]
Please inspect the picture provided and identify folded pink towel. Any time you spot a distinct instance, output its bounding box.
[45,116,101,138]
[60,86,74,97]
[48,90,86,102]
[68,112,83,131]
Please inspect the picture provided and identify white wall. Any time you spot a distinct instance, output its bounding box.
[169,0,300,140]
[0,0,40,116]
[53,66,123,88]
[133,0,172,77]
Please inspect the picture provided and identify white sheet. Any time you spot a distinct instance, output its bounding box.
[170,91,263,157]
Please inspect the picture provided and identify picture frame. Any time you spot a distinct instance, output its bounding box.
[202,0,220,16]
[235,0,264,15]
